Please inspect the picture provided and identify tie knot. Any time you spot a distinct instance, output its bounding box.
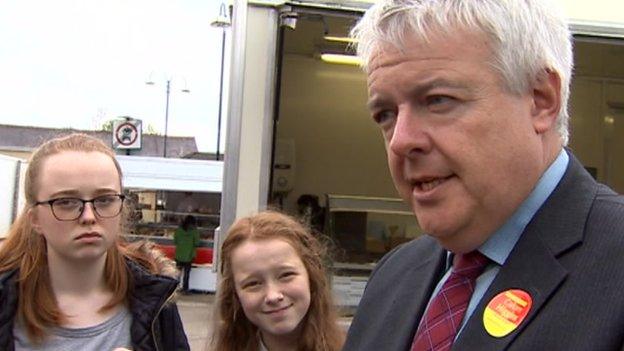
[452,251,489,279]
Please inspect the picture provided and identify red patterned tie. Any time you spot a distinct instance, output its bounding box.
[411,251,490,351]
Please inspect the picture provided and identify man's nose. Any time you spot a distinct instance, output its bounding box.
[387,105,432,157]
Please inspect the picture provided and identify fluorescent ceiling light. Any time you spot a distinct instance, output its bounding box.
[320,53,362,66]
[324,35,358,44]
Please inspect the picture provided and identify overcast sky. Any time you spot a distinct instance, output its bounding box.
[0,0,230,152]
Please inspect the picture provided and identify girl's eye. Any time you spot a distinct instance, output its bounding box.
[279,271,297,280]
[94,195,115,205]
[54,198,80,208]
[242,281,260,290]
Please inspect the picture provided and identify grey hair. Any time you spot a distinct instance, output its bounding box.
[351,0,573,145]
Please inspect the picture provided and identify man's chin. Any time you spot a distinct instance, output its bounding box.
[427,229,489,253]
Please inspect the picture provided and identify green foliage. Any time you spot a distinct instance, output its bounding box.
[146,124,159,135]
[101,120,115,132]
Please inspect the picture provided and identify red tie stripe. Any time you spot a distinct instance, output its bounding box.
[411,251,490,351]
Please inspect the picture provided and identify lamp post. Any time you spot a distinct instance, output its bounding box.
[211,2,231,161]
[146,77,190,157]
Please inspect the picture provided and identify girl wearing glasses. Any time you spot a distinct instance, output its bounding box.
[0,133,190,351]
[209,211,345,351]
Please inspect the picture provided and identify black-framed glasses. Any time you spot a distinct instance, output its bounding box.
[34,194,126,221]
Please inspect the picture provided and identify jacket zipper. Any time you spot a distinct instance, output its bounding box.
[151,287,177,351]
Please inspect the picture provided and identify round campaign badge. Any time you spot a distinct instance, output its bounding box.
[483,289,532,338]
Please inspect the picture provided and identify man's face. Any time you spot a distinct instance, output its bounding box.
[367,30,553,252]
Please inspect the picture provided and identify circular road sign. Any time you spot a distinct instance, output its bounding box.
[115,122,139,146]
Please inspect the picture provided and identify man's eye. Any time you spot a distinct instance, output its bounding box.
[425,95,457,110]
[373,110,396,124]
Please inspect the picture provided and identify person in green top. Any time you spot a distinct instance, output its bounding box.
[174,215,200,293]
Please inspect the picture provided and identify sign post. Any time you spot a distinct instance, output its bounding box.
[112,117,142,154]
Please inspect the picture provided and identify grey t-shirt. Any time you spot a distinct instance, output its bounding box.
[13,306,132,351]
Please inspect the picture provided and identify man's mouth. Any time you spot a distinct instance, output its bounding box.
[413,175,454,192]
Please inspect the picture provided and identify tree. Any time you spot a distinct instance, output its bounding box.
[146,124,159,135]
[100,120,115,132]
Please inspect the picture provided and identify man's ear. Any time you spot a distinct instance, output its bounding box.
[28,208,43,234]
[531,68,562,134]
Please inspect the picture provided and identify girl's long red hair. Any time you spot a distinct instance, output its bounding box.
[210,210,345,351]
[0,133,173,343]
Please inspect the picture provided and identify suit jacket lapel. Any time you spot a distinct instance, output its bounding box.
[454,153,597,351]
[454,226,568,350]
[381,239,447,351]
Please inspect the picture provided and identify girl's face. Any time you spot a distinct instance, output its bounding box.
[231,238,311,342]
[30,151,122,263]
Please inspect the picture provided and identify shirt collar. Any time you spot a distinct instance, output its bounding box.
[476,149,569,265]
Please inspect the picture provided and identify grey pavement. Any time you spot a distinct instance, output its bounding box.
[176,292,215,351]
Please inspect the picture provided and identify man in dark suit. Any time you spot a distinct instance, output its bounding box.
[343,1,624,350]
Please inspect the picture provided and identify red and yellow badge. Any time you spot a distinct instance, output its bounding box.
[483,289,532,337]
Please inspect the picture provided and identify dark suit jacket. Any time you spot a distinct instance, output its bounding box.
[343,153,624,351]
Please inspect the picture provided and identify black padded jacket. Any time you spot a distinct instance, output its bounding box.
[0,260,190,351]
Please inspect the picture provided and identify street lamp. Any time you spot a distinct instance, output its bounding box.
[146,77,190,157]
[211,2,231,161]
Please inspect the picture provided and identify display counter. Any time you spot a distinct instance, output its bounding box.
[326,194,421,264]
[133,210,219,239]
[326,194,421,310]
